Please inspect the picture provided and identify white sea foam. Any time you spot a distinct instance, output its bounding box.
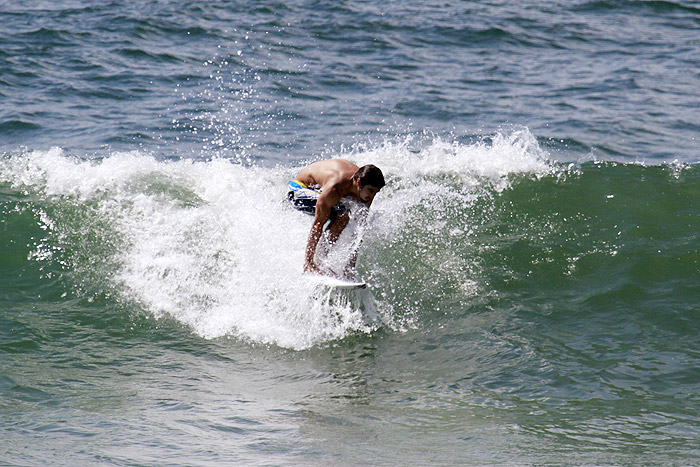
[348,128,554,258]
[2,128,552,349]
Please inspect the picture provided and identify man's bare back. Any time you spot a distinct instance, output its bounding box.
[295,159,360,194]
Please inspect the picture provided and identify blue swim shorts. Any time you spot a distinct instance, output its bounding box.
[287,180,345,217]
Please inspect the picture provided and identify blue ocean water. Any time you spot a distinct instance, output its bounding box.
[2,1,700,465]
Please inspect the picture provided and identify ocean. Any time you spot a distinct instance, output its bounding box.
[2,1,700,465]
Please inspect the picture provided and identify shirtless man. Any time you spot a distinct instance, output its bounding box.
[287,159,385,275]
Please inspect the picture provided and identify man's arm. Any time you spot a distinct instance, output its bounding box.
[304,186,340,273]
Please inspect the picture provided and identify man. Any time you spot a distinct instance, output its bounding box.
[287,159,385,276]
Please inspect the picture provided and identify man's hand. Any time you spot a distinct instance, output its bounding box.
[304,261,322,275]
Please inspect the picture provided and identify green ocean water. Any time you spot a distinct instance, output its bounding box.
[1,139,699,464]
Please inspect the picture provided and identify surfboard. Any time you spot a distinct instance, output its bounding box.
[308,275,367,290]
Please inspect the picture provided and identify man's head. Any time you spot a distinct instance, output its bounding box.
[353,164,385,203]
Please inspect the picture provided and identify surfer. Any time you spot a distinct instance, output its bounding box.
[287,159,385,276]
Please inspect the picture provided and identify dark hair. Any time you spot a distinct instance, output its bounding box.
[353,164,385,189]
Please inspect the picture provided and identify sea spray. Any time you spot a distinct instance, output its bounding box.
[1,128,554,348]
[351,129,556,319]
[1,148,390,348]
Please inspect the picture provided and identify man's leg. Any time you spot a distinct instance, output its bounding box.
[326,210,350,243]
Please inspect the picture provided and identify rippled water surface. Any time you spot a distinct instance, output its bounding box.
[2,1,700,465]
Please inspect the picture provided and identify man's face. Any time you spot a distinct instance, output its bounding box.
[358,184,380,204]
